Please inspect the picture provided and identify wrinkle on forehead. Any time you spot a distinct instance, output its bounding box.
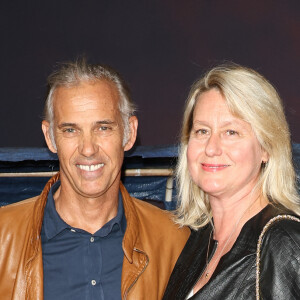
[53,81,120,116]
[68,97,116,113]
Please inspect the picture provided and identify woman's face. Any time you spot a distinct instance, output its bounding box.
[187,89,268,199]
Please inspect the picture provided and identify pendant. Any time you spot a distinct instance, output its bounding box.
[205,272,209,278]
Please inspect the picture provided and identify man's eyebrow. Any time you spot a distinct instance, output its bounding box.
[95,120,117,125]
[58,123,77,129]
[57,120,118,129]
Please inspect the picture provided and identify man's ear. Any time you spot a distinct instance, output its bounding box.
[42,120,57,153]
[124,116,138,151]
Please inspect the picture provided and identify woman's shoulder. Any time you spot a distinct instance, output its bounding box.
[240,204,300,254]
[255,203,299,228]
[258,211,300,268]
[262,214,300,246]
[259,211,300,298]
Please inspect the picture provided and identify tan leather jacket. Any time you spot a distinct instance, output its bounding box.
[0,174,190,300]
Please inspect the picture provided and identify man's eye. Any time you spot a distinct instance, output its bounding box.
[99,125,114,132]
[63,128,76,133]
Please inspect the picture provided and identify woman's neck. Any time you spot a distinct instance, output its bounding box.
[209,192,269,242]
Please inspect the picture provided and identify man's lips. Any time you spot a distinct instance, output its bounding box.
[201,163,230,171]
[76,163,104,172]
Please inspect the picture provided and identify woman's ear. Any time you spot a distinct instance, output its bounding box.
[261,148,269,164]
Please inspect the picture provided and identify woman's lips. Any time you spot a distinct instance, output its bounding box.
[201,163,230,172]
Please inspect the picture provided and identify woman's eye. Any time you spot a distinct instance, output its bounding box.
[226,130,238,136]
[196,129,208,135]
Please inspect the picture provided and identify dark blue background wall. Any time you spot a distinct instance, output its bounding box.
[0,0,299,147]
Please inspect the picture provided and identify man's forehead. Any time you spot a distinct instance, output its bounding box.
[51,81,122,125]
[53,81,120,110]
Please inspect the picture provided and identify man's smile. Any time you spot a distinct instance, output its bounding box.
[76,163,104,172]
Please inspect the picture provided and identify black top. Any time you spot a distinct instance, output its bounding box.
[163,204,300,299]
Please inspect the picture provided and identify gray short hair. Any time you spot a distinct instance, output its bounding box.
[44,58,136,147]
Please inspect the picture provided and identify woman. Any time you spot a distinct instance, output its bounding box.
[163,64,300,299]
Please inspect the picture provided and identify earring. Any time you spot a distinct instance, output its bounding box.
[261,161,268,169]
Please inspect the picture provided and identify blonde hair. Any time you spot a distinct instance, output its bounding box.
[175,63,300,229]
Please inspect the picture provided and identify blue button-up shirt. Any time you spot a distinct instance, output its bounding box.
[41,181,126,300]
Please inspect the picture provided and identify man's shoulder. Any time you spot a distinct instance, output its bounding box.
[130,197,190,236]
[131,197,171,218]
[0,196,38,211]
[0,196,38,225]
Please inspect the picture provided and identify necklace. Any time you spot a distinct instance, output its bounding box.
[203,197,260,279]
[204,221,237,279]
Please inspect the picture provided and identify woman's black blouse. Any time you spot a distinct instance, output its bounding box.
[163,205,300,299]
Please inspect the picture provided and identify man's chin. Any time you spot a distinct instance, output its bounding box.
[76,191,107,200]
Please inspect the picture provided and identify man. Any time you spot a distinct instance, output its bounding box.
[0,60,190,299]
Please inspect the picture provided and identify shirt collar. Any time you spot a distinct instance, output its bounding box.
[43,180,67,240]
[93,192,126,237]
[43,180,126,240]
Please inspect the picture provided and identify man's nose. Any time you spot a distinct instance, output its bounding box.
[78,133,98,157]
[205,134,222,157]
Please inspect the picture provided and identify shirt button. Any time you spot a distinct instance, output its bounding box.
[90,237,95,242]
[91,280,96,286]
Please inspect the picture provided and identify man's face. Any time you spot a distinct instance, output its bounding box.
[42,80,137,200]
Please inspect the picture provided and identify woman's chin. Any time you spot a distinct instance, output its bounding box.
[199,180,226,196]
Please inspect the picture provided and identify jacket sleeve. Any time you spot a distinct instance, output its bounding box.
[259,219,300,299]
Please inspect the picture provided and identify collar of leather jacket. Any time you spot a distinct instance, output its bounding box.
[28,173,144,264]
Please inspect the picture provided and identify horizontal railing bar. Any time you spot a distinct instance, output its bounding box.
[0,168,174,178]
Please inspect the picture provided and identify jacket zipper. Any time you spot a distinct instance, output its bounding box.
[124,247,149,299]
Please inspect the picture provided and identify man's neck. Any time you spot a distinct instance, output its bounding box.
[53,185,120,234]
